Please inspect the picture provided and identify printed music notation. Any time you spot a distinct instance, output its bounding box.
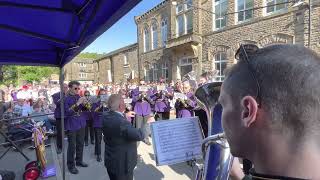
[150,117,203,166]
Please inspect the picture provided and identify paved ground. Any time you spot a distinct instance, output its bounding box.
[0,137,58,180]
[56,138,196,180]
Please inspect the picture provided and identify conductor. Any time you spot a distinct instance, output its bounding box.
[102,94,145,180]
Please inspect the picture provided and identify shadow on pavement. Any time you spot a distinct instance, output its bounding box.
[148,150,195,179]
[134,156,164,180]
[168,162,195,179]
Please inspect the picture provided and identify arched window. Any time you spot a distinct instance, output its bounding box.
[151,21,158,50]
[214,52,228,82]
[161,18,168,46]
[143,26,150,52]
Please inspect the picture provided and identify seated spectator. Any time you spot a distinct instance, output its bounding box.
[30,103,54,134]
[14,99,32,117]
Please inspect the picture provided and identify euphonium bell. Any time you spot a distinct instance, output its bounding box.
[195,82,233,180]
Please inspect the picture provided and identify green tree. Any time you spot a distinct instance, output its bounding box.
[77,52,103,59]
[1,65,18,86]
[17,66,58,83]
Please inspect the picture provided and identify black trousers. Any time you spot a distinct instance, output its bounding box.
[107,170,133,180]
[94,127,102,156]
[85,120,94,143]
[67,128,85,167]
[155,112,170,121]
[55,118,62,150]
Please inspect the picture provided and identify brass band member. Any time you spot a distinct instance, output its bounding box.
[83,90,94,146]
[64,81,89,174]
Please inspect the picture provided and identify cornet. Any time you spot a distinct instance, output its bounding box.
[194,82,233,180]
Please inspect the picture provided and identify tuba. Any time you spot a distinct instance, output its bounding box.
[195,82,233,180]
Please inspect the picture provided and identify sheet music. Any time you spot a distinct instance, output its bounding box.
[157,85,166,91]
[173,93,187,100]
[139,86,149,92]
[151,117,203,166]
[124,98,132,104]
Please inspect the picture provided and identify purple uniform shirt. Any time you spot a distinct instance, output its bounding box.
[134,101,152,116]
[153,92,170,113]
[52,92,61,119]
[92,102,103,128]
[64,94,87,131]
[175,92,197,118]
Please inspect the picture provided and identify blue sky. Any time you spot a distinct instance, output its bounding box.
[83,0,163,54]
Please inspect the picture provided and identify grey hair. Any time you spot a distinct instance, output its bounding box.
[224,44,320,139]
[107,94,121,111]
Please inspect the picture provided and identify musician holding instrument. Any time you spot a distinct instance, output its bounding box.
[220,44,320,179]
[64,81,89,174]
[175,81,196,118]
[51,83,68,154]
[83,90,94,146]
[152,88,171,120]
[132,80,154,145]
[92,89,108,162]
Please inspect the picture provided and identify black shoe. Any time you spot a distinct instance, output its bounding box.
[97,155,102,162]
[68,167,79,174]
[76,162,88,167]
[57,148,62,154]
[85,142,88,146]
[91,141,95,145]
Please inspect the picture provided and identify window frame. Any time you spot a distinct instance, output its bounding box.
[161,61,169,80]
[161,18,168,47]
[143,26,150,52]
[213,0,228,30]
[123,54,128,65]
[151,20,158,50]
[264,0,288,16]
[235,0,254,24]
[79,72,88,79]
[79,62,86,68]
[175,1,193,37]
[179,57,193,78]
[213,52,228,82]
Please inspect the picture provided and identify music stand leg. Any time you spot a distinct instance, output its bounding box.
[0,147,11,159]
[0,130,30,161]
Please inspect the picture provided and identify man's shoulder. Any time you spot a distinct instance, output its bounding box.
[102,111,123,119]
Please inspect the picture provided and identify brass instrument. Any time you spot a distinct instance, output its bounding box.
[194,82,233,180]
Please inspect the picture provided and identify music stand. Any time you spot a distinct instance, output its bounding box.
[0,129,30,161]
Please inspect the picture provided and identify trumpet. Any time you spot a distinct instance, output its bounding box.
[194,82,233,180]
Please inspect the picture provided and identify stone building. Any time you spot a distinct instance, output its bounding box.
[135,0,320,82]
[94,43,138,84]
[64,57,96,84]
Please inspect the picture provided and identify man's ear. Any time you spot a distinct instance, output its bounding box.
[240,96,259,128]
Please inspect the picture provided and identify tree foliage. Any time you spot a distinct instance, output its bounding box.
[0,52,99,86]
[1,65,18,86]
[17,66,59,83]
[0,65,59,86]
[76,52,103,59]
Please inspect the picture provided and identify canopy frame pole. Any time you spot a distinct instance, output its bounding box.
[78,0,102,44]
[0,24,72,46]
[77,0,93,15]
[59,68,66,180]
[0,2,75,14]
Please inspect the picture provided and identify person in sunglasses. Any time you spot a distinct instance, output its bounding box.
[220,44,320,180]
[64,81,89,174]
[83,90,95,146]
